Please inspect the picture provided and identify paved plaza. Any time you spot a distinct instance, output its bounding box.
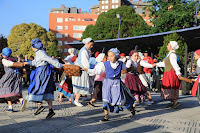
[1,86,200,133]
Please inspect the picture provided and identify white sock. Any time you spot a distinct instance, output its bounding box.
[8,105,13,109]
[19,98,23,104]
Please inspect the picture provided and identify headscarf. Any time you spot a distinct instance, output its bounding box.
[138,52,144,60]
[96,53,105,63]
[2,47,12,57]
[95,51,100,57]
[31,39,43,50]
[82,37,93,44]
[109,48,120,59]
[169,41,179,50]
[195,49,200,56]
[71,56,77,63]
[68,48,76,55]
[129,50,136,57]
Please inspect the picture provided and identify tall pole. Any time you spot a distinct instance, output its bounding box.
[118,18,121,38]
[194,1,199,27]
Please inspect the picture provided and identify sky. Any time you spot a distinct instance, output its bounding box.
[0,0,140,38]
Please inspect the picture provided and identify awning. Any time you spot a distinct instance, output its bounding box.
[68,26,200,54]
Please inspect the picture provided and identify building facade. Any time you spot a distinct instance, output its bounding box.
[49,5,98,57]
[49,1,152,57]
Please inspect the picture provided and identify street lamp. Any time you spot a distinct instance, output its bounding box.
[116,14,121,38]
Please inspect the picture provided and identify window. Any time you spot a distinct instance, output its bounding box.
[78,18,80,21]
[69,18,72,21]
[112,0,118,3]
[97,8,99,11]
[105,6,108,9]
[65,18,68,22]
[64,41,68,44]
[105,0,108,4]
[64,48,68,52]
[56,18,63,23]
[94,19,97,21]
[56,26,63,31]
[116,5,118,8]
[102,0,105,4]
[112,5,115,9]
[56,33,62,38]
[102,6,105,9]
[73,25,87,31]
[65,26,68,30]
[73,33,82,38]
[64,33,68,37]
[58,41,62,46]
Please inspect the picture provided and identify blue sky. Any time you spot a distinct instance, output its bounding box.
[0,0,139,38]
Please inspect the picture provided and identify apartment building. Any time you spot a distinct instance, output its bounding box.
[49,5,98,57]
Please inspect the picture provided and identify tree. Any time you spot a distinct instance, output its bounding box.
[7,23,60,57]
[157,32,187,67]
[81,6,151,41]
[146,0,197,33]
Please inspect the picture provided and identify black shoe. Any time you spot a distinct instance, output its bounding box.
[100,115,109,122]
[34,106,45,116]
[88,101,95,107]
[130,107,136,116]
[171,102,180,109]
[46,110,55,119]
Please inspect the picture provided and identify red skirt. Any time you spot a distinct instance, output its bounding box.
[161,69,180,100]
[125,73,147,96]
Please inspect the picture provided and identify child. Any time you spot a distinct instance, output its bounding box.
[125,50,147,103]
[0,47,27,112]
[58,56,78,103]
[88,53,107,107]
[82,48,135,122]
[192,49,200,102]
[24,39,63,119]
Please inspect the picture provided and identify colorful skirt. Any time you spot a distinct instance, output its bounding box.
[161,69,180,100]
[58,74,73,98]
[27,65,55,102]
[0,68,22,102]
[102,78,135,113]
[92,81,103,100]
[125,73,147,96]
[72,71,94,95]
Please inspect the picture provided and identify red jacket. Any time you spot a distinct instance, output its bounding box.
[143,56,154,74]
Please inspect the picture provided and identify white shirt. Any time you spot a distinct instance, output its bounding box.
[126,59,138,68]
[88,61,126,75]
[138,59,153,68]
[64,54,74,65]
[2,59,14,67]
[156,50,181,76]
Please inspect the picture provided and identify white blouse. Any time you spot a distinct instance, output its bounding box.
[139,59,153,68]
[156,50,181,76]
[88,61,126,75]
[2,59,14,67]
[126,59,138,68]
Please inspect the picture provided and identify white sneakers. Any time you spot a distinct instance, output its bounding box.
[74,100,83,107]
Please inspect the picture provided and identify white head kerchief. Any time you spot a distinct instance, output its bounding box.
[82,37,93,44]
[170,41,179,50]
[96,53,105,63]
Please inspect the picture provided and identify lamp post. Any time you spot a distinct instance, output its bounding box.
[116,14,121,38]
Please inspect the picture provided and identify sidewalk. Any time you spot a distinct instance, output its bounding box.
[0,87,200,133]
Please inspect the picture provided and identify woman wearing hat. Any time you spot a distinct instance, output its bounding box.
[72,37,94,107]
[0,47,27,112]
[156,41,181,109]
[24,39,63,118]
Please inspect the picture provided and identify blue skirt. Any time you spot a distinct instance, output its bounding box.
[27,65,55,102]
[102,79,135,113]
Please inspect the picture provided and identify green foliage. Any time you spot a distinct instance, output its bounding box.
[146,0,197,33]
[81,6,151,40]
[158,32,187,66]
[7,23,60,57]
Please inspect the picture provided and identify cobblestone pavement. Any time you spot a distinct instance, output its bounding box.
[1,87,200,133]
